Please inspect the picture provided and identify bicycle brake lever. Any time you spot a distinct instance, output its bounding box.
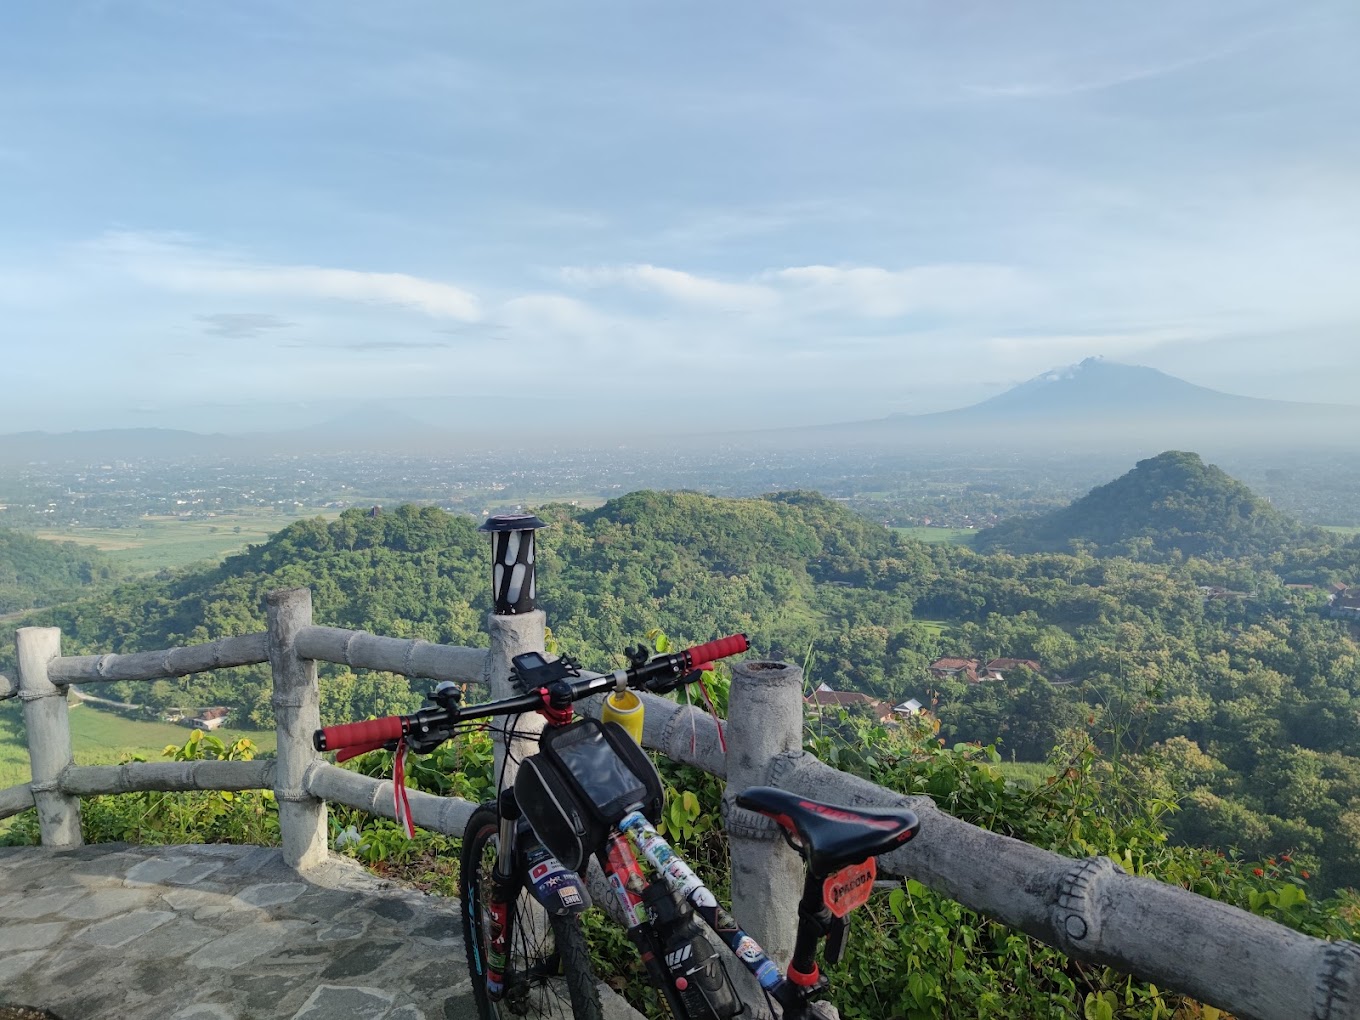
[644,667,707,696]
[405,724,458,755]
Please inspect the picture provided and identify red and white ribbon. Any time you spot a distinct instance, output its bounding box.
[393,738,415,839]
[696,673,727,754]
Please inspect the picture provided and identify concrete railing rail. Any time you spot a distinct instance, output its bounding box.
[2,569,1357,1020]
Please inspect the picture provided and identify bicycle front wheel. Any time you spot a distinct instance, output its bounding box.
[461,803,603,1020]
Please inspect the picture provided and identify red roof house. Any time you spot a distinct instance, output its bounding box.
[929,658,979,683]
[805,689,897,722]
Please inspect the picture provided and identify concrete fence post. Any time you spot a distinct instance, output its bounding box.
[267,587,328,870]
[483,611,547,788]
[16,627,82,846]
[478,514,549,789]
[724,660,806,977]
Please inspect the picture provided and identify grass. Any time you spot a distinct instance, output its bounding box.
[891,526,978,546]
[913,618,950,638]
[0,703,276,789]
[997,761,1054,790]
[35,509,336,573]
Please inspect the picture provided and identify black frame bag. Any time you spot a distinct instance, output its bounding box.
[514,717,664,871]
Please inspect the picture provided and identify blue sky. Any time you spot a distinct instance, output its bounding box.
[1,1,1357,433]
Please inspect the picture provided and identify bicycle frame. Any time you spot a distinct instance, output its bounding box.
[481,776,851,1020]
[614,813,827,1017]
[481,781,823,1017]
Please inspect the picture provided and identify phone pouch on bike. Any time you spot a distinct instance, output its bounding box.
[515,717,664,872]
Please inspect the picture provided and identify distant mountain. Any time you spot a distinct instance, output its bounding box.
[0,428,240,466]
[276,404,458,452]
[913,357,1281,422]
[6,359,1358,463]
[781,357,1360,453]
[975,450,1318,559]
[0,412,456,466]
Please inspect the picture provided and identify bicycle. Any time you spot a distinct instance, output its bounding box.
[314,635,921,1020]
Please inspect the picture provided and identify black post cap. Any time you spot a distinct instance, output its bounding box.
[480,514,548,614]
[478,513,548,534]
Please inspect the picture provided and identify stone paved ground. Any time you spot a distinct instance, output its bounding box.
[0,843,479,1020]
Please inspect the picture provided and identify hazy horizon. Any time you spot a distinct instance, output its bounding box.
[2,2,1358,434]
[3,355,1360,456]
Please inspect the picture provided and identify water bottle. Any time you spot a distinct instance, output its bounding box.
[602,688,645,744]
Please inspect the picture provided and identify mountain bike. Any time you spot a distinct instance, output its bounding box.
[314,636,921,1020]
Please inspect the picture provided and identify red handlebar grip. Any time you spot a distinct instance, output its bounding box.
[683,634,748,669]
[317,716,404,753]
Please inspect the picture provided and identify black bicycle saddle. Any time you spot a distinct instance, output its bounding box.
[736,786,920,875]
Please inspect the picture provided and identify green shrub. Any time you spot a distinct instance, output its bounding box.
[0,729,279,848]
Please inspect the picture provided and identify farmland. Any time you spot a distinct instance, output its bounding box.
[34,509,335,573]
[0,703,276,789]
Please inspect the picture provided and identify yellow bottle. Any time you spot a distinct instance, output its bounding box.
[602,688,645,745]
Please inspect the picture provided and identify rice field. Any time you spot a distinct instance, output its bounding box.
[0,703,276,789]
[33,510,336,573]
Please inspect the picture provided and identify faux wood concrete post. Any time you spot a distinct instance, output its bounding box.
[483,611,546,788]
[267,587,328,870]
[16,627,82,846]
[724,660,805,977]
[478,513,549,788]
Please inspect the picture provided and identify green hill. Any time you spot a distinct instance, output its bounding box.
[975,451,1315,560]
[3,494,911,725]
[7,486,1360,893]
[0,527,122,614]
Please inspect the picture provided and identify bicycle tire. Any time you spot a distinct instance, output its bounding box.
[461,802,603,1020]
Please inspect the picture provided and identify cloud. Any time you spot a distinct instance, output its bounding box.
[767,264,1035,318]
[965,30,1259,99]
[561,264,777,310]
[89,232,481,321]
[653,201,862,248]
[561,260,1034,320]
[500,293,620,338]
[983,326,1211,364]
[197,312,295,338]
[281,339,455,352]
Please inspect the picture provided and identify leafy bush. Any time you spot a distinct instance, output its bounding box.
[803,713,1356,1019]
[0,729,278,848]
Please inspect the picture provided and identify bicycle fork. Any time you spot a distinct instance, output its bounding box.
[482,812,521,999]
[482,813,593,1003]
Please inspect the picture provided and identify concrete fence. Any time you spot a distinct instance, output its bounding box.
[2,572,1358,1019]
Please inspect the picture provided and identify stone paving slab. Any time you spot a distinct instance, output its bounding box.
[0,844,478,1020]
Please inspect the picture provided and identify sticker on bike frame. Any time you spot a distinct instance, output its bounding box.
[824,858,876,918]
[485,896,510,999]
[526,850,590,915]
[605,835,651,927]
[618,811,783,992]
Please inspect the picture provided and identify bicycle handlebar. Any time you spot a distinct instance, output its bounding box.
[313,633,749,755]
[682,634,747,668]
[318,716,404,752]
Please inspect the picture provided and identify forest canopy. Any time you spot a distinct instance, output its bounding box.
[975,451,1318,560]
[0,526,121,614]
[3,460,1360,891]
